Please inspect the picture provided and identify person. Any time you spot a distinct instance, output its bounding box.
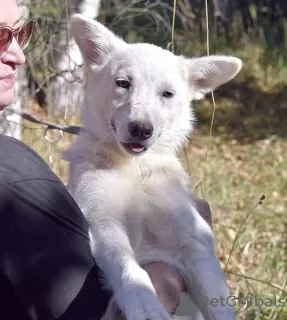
[0,1,212,319]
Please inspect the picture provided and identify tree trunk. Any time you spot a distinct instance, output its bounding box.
[48,0,101,117]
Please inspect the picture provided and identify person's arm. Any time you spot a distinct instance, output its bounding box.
[0,135,111,319]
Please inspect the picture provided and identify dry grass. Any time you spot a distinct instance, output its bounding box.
[182,133,286,319]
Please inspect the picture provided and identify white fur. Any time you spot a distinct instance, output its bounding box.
[63,14,242,320]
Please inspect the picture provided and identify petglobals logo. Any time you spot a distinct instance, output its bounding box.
[203,294,286,308]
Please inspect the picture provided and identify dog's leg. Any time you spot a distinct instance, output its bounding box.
[161,192,234,320]
[181,231,235,320]
[184,252,235,320]
[89,224,171,320]
[69,164,171,320]
[88,223,171,320]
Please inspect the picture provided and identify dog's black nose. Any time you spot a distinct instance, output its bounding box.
[128,121,153,140]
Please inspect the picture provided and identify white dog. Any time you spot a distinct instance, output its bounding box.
[63,13,242,320]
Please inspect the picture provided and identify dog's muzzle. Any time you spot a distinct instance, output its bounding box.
[111,120,152,155]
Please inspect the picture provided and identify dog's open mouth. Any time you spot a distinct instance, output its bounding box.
[111,122,147,155]
[121,143,146,154]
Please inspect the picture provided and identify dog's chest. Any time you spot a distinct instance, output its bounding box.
[123,157,189,196]
[119,161,192,250]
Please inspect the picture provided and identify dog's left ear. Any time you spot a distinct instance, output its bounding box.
[186,55,242,100]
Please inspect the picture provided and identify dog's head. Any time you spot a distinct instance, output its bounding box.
[71,14,242,156]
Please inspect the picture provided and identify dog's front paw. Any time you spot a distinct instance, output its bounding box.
[114,267,171,320]
[117,286,171,320]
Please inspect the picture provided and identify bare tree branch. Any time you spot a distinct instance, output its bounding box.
[17,111,81,135]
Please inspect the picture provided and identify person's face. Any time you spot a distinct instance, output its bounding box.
[0,0,25,116]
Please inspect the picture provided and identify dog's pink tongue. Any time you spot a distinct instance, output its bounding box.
[130,144,144,153]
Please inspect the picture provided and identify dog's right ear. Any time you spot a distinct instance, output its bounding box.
[70,14,126,69]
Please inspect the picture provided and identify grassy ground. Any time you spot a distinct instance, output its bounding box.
[182,135,287,319]
[22,42,287,319]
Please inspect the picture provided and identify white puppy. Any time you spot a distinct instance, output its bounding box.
[63,13,242,320]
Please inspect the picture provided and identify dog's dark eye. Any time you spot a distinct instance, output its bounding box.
[162,91,174,98]
[116,79,130,89]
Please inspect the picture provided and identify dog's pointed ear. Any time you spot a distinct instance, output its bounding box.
[70,14,126,69]
[186,55,242,100]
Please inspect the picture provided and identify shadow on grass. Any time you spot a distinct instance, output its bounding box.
[195,76,287,143]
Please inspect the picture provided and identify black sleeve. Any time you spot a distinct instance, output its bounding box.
[0,135,111,320]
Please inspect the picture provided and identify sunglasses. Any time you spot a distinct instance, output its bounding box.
[0,19,36,59]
